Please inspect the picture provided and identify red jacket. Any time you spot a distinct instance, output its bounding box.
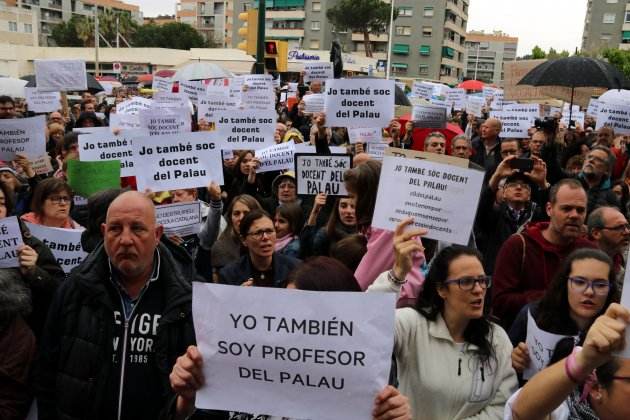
[491,222,596,327]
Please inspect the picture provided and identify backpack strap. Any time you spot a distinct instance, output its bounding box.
[517,233,526,271]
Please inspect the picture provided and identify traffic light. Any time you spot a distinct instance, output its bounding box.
[237,9,258,55]
[264,40,288,73]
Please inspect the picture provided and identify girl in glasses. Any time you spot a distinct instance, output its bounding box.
[369,218,517,419]
[509,249,618,383]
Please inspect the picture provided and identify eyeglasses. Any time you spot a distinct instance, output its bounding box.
[246,228,276,239]
[505,181,530,189]
[568,276,610,295]
[443,275,492,291]
[47,195,71,204]
[601,224,630,233]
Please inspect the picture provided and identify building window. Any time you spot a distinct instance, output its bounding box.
[423,7,434,17]
[392,43,410,55]
[603,13,616,24]
[8,21,17,32]
[606,0,618,3]
[391,63,408,74]
[601,33,612,41]
[395,26,412,36]
[24,23,32,33]
[311,21,320,30]
[312,2,321,11]
[309,39,320,49]
[422,26,432,37]
[625,11,630,22]
[398,7,412,16]
[419,65,429,75]
[419,45,431,56]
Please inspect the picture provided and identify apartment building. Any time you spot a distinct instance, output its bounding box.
[463,30,517,86]
[176,0,232,46]
[582,0,630,52]
[0,0,39,46]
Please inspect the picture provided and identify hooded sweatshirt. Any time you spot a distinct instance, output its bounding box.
[491,222,596,327]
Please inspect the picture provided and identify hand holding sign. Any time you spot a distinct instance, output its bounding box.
[18,244,38,275]
[392,218,427,281]
[511,342,530,374]
[587,304,630,369]
[170,345,204,418]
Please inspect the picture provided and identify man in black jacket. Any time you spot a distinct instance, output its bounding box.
[36,191,225,420]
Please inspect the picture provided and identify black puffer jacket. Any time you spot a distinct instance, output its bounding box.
[35,241,222,420]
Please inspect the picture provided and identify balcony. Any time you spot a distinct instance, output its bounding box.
[351,32,388,42]
[266,10,305,19]
[444,19,462,34]
[265,28,304,38]
[441,56,463,69]
[446,0,467,20]
[443,38,464,53]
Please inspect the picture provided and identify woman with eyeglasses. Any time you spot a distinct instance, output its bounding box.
[20,178,82,229]
[218,209,299,288]
[509,249,618,383]
[369,218,517,419]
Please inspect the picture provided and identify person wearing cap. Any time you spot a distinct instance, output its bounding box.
[474,155,549,275]
[255,171,301,216]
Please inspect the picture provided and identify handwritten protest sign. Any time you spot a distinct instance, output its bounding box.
[523,310,577,379]
[562,111,585,128]
[295,154,352,195]
[79,131,141,177]
[0,115,46,160]
[490,105,539,138]
[596,102,630,134]
[412,81,434,100]
[139,109,191,136]
[67,160,120,198]
[34,59,87,92]
[151,92,191,113]
[367,142,388,161]
[348,127,382,144]
[483,86,500,101]
[155,201,202,237]
[324,79,394,128]
[303,93,325,114]
[587,98,602,118]
[214,110,276,150]
[303,62,333,83]
[411,105,447,129]
[0,216,24,268]
[25,223,87,273]
[30,154,54,175]
[109,113,141,131]
[241,89,275,110]
[446,88,466,111]
[180,80,207,104]
[371,148,484,245]
[198,95,239,124]
[294,144,347,155]
[193,283,395,419]
[25,88,60,113]
[255,141,295,173]
[131,132,223,192]
[116,96,153,115]
[153,75,173,92]
[466,96,485,117]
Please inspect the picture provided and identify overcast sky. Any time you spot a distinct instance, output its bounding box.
[129,0,587,57]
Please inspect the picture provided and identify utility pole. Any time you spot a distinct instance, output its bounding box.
[94,9,99,76]
[473,42,480,80]
[254,0,266,74]
[385,0,395,79]
[116,15,120,48]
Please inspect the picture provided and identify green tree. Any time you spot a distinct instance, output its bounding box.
[531,45,546,59]
[75,15,95,47]
[602,48,630,79]
[131,22,208,49]
[326,0,394,58]
[50,16,83,46]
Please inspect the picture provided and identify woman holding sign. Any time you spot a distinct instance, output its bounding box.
[369,218,517,419]
[509,249,618,380]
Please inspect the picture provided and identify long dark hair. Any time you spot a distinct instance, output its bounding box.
[536,248,618,335]
[275,202,303,237]
[286,256,361,292]
[325,197,357,241]
[343,160,381,232]
[415,245,494,363]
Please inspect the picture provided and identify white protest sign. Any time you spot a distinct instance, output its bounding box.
[348,127,383,144]
[131,132,223,192]
[243,74,274,92]
[25,223,87,273]
[596,102,630,134]
[255,141,295,173]
[180,79,207,104]
[367,142,388,161]
[482,86,499,101]
[30,154,54,175]
[273,75,280,88]
[412,105,447,129]
[303,62,334,83]
[429,97,449,110]
[0,216,23,268]
[489,90,506,109]
[25,88,60,113]
[490,105,539,138]
[34,59,87,92]
[0,115,46,160]
[288,82,298,97]
[280,92,288,103]
[193,283,395,419]
[549,106,562,116]
[206,77,232,96]
[562,111,585,128]
[214,110,276,150]
[587,98,602,118]
[465,95,485,117]
[153,75,173,92]
[412,81,435,100]
[523,310,577,379]
[139,108,191,136]
[79,130,141,177]
[446,88,466,111]
[241,88,275,110]
[198,95,239,124]
[295,154,352,195]
[371,149,484,245]
[563,103,580,114]
[156,201,202,237]
[72,126,111,134]
[222,149,234,160]
[116,96,153,115]
[109,113,141,131]
[294,144,347,155]
[324,79,394,128]
[152,92,191,113]
[303,93,325,114]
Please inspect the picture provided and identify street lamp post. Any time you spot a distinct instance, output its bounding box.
[385,0,395,79]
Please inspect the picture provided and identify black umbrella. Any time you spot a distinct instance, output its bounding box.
[21,73,104,93]
[517,56,628,125]
[350,75,411,106]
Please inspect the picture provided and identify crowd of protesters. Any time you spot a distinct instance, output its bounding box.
[2,70,630,420]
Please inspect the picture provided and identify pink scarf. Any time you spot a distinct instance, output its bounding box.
[275,234,296,252]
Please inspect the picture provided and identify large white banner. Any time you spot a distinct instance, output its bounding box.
[303,62,333,83]
[371,149,484,245]
[131,132,223,192]
[596,102,630,134]
[255,141,295,173]
[0,216,24,268]
[193,283,396,419]
[214,110,276,150]
[0,115,46,160]
[25,88,60,113]
[155,201,202,237]
[324,79,394,128]
[34,59,87,92]
[78,130,141,177]
[25,223,87,273]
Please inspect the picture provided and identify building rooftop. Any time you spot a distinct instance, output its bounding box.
[466,31,518,43]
